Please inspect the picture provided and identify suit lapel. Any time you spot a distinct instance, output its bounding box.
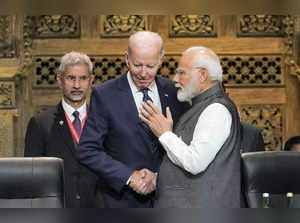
[117,72,159,154]
[55,102,78,158]
[117,72,140,123]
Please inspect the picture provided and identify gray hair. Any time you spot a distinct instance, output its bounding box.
[127,31,164,56]
[58,51,93,75]
[183,46,223,81]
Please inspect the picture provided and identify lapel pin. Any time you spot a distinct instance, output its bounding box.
[164,94,168,97]
[59,120,64,126]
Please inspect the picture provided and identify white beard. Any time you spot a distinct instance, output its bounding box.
[177,86,194,102]
[176,77,199,102]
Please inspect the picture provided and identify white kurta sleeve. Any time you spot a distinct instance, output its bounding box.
[159,103,232,175]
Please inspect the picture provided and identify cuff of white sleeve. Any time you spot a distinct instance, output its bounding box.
[159,131,177,144]
[126,175,132,185]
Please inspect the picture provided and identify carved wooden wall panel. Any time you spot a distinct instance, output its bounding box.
[101,15,147,37]
[239,104,283,151]
[22,16,35,70]
[33,55,283,87]
[169,15,216,37]
[30,15,80,38]
[221,56,282,85]
[0,15,16,58]
[34,57,60,87]
[34,56,127,87]
[282,15,295,55]
[0,14,299,157]
[93,57,127,83]
[238,15,284,37]
[0,110,17,157]
[0,81,15,108]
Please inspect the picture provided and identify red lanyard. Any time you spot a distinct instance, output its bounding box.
[65,110,87,144]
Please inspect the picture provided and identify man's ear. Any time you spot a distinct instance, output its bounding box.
[89,74,95,85]
[198,68,208,82]
[158,54,165,68]
[125,52,130,67]
[56,74,62,88]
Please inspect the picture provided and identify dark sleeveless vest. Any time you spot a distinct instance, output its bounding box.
[155,82,241,207]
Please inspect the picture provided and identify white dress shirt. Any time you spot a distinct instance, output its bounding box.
[127,71,162,113]
[62,98,87,122]
[159,103,232,175]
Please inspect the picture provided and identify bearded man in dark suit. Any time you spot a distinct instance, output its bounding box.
[24,51,97,208]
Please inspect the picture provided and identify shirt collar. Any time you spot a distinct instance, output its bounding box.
[61,98,87,120]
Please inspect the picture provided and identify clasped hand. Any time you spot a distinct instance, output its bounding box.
[129,168,157,195]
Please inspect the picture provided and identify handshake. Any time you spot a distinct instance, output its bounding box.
[129,168,157,195]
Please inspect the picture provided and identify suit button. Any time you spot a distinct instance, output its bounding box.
[76,194,81,200]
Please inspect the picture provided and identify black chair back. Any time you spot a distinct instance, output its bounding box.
[242,151,300,208]
[0,157,64,208]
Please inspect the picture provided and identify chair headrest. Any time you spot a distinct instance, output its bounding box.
[0,157,64,198]
[242,151,300,194]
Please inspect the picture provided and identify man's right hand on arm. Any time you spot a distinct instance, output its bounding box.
[129,168,157,195]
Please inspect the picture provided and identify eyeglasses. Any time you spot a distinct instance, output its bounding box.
[63,75,90,83]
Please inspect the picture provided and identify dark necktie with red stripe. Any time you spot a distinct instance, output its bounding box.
[72,111,81,136]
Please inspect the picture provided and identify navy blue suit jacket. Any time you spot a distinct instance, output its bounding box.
[78,72,188,207]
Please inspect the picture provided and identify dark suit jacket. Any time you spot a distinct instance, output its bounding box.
[241,121,265,153]
[78,72,189,208]
[24,102,98,208]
